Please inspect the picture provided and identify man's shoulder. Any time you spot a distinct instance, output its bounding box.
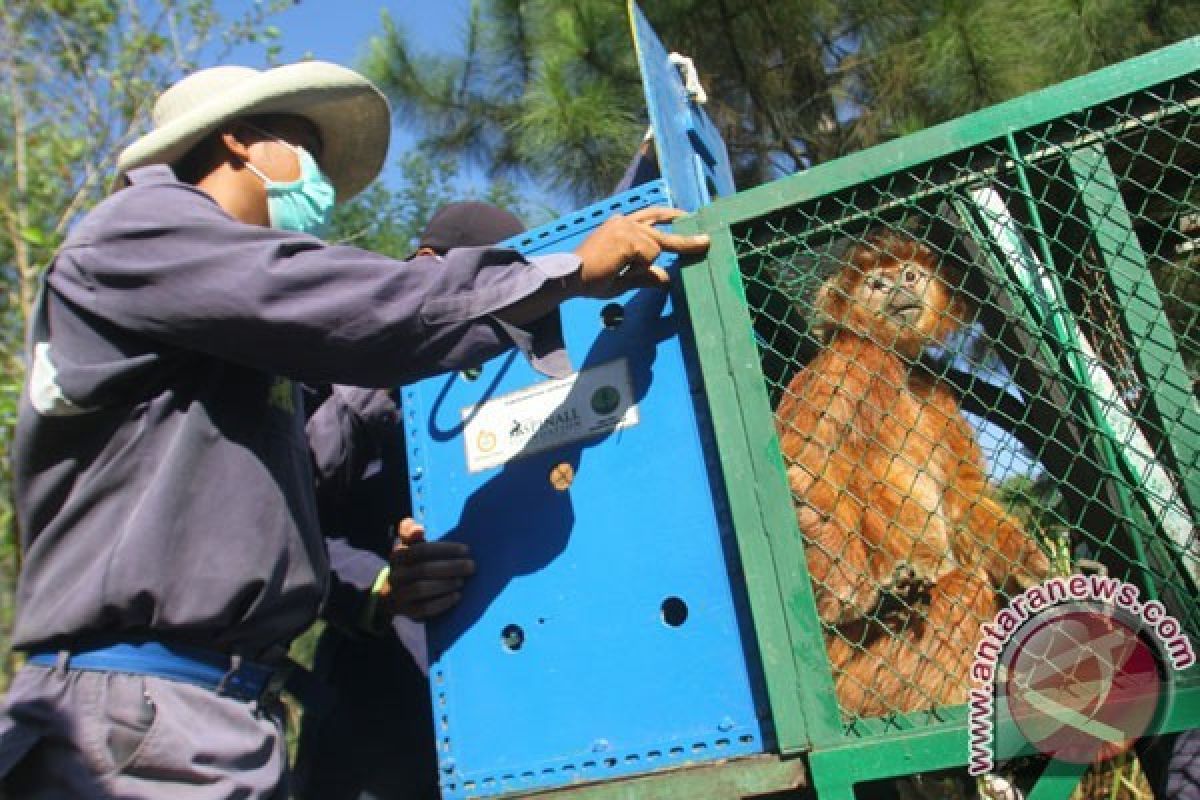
[66,166,229,247]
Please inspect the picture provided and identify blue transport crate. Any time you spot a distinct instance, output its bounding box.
[402,181,767,799]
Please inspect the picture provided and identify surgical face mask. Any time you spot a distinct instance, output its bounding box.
[243,135,336,236]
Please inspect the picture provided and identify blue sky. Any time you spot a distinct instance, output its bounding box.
[241,1,470,68]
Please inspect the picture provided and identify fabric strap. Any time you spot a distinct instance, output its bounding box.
[26,640,275,701]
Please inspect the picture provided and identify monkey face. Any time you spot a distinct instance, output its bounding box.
[814,236,966,359]
[858,260,938,323]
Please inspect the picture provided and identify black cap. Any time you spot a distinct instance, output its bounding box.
[418,202,526,253]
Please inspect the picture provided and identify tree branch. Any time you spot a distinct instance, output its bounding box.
[714,0,807,171]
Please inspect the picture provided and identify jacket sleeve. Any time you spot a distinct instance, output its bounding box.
[50,181,577,387]
[306,386,398,498]
[306,386,401,636]
[320,537,389,636]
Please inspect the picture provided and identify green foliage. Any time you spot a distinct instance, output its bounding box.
[325,150,544,257]
[646,0,848,182]
[996,472,1074,579]
[362,0,646,204]
[283,619,325,762]
[850,0,1200,140]
[366,0,1198,202]
[0,358,17,690]
[996,472,1068,536]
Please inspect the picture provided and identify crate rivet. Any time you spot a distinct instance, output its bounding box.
[549,462,574,490]
[591,739,610,753]
[718,717,735,732]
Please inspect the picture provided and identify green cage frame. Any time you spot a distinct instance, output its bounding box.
[670,35,1200,800]
[511,35,1199,800]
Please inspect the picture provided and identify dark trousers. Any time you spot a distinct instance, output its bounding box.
[292,630,438,800]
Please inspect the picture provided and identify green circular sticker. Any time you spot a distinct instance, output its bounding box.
[590,386,621,415]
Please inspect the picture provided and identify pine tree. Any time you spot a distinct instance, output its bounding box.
[364,0,1197,203]
[362,0,645,204]
[848,0,1200,137]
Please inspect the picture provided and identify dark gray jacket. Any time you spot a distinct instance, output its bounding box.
[13,165,576,661]
[304,384,401,634]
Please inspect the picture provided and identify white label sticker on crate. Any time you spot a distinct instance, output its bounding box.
[461,358,639,472]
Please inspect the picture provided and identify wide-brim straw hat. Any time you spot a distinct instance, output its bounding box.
[116,61,391,202]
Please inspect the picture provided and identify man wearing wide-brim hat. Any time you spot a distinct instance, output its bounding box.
[0,60,707,798]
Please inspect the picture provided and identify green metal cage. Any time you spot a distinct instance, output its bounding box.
[671,35,1200,800]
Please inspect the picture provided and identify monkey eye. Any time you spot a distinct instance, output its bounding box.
[868,277,888,290]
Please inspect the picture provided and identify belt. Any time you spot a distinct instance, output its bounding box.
[26,640,279,702]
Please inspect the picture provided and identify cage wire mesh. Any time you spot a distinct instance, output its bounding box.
[730,70,1199,726]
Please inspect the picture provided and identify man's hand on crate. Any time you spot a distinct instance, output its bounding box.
[573,207,709,298]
